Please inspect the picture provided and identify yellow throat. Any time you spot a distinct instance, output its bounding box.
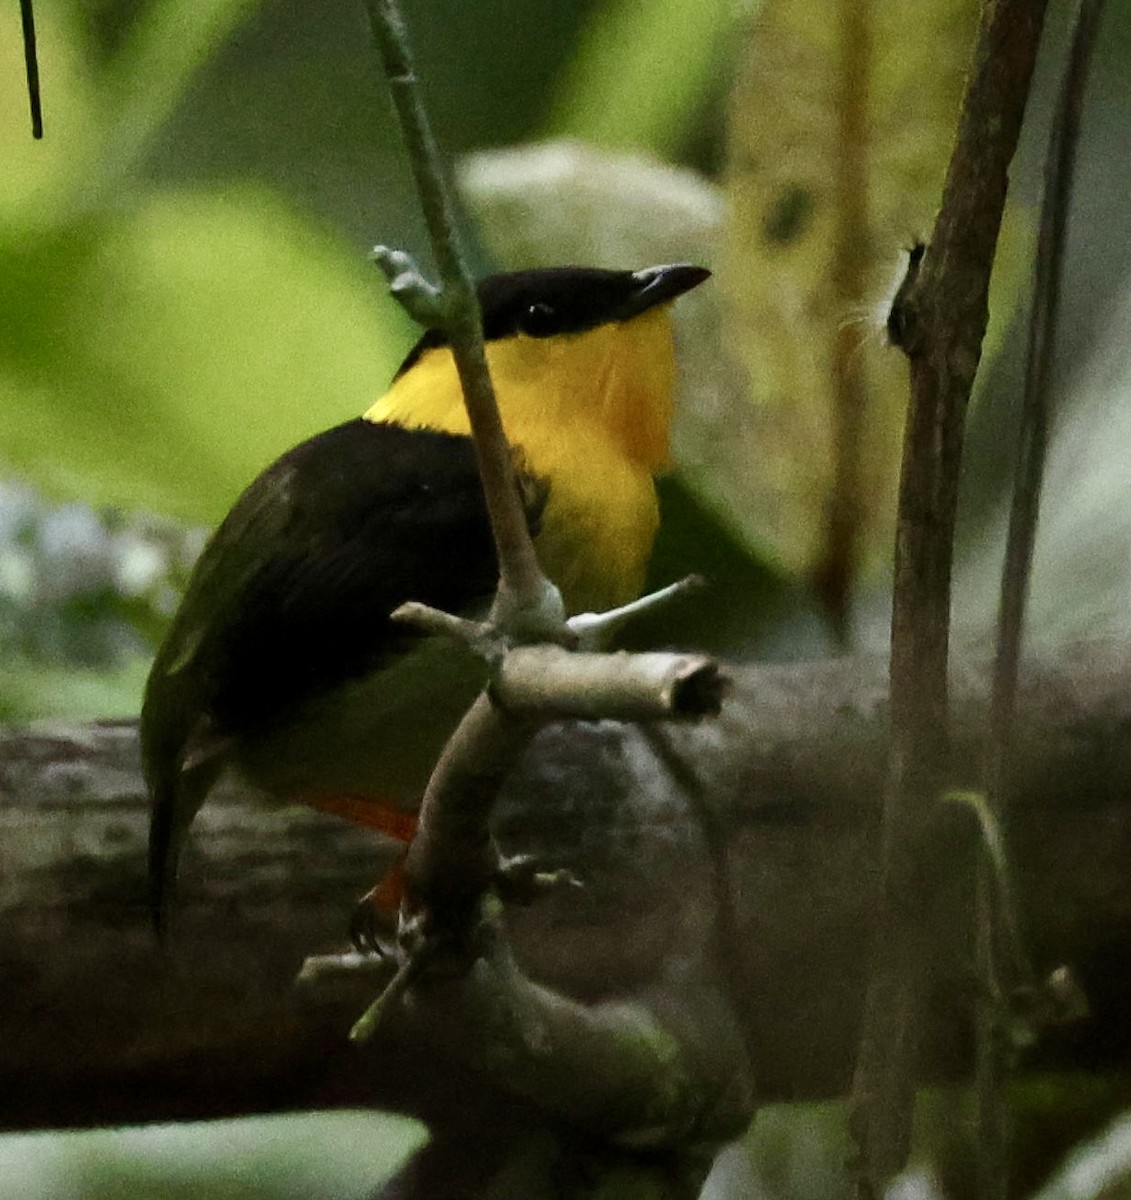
[364,305,678,613]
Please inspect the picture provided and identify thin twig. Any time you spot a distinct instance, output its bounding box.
[21,0,43,138]
[986,0,1107,807]
[979,3,1107,1196]
[849,2,1050,1193]
[362,0,562,637]
[568,574,705,648]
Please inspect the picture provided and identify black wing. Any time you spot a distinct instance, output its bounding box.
[141,418,520,926]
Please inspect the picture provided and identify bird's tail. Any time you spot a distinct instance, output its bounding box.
[144,748,221,939]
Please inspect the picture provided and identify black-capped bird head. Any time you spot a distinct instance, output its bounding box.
[373,263,710,482]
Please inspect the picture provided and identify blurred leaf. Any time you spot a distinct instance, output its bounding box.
[0,187,413,522]
[1,0,258,220]
[0,0,413,522]
[461,140,721,270]
[955,275,1131,643]
[0,1,98,223]
[721,0,1030,590]
[96,0,260,190]
[544,0,741,156]
[0,652,150,721]
[0,0,416,718]
[1031,1110,1131,1200]
[0,1110,428,1200]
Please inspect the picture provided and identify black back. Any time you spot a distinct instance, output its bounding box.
[144,420,515,745]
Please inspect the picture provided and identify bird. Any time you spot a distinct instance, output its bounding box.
[141,261,710,934]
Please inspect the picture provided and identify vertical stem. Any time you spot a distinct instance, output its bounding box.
[21,0,43,138]
[974,873,1008,1200]
[849,1,1049,1193]
[363,0,558,626]
[988,0,1107,795]
[818,0,872,646]
[979,2,1106,1196]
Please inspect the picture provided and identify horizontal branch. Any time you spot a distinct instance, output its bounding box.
[491,646,725,721]
[1,644,1129,1132]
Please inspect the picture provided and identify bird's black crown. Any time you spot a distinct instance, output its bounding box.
[394,263,709,379]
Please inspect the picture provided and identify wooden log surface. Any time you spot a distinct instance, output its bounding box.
[1,645,1129,1133]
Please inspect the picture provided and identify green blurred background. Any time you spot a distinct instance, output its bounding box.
[0,0,736,722]
[5,0,1131,1195]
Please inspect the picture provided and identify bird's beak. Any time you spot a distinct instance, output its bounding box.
[619,263,711,318]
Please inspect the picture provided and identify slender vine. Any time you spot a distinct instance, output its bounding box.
[978,2,1108,1196]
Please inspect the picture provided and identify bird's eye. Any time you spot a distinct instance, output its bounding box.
[519,302,557,337]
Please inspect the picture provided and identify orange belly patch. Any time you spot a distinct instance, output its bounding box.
[303,792,419,843]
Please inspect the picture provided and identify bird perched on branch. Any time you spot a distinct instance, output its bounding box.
[141,262,710,933]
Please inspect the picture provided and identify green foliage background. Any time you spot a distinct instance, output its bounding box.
[0,0,735,719]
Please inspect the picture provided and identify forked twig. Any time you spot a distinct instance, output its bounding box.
[355,0,726,1047]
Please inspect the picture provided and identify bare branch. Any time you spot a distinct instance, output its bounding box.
[390,601,488,647]
[569,575,706,649]
[383,898,755,1149]
[357,28,734,1160]
[989,0,1108,806]
[491,647,725,722]
[852,1,1051,1191]
[400,695,536,923]
[362,0,561,634]
[394,641,723,938]
[2,647,1130,1138]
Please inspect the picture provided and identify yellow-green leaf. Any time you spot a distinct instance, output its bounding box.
[0,188,413,522]
[0,0,257,223]
[0,2,97,225]
[721,0,1028,595]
